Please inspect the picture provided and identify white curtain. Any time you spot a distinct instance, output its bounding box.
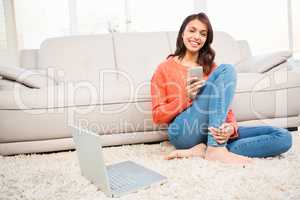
[0,0,7,49]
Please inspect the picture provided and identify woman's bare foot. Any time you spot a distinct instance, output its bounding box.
[205,146,252,164]
[165,143,206,160]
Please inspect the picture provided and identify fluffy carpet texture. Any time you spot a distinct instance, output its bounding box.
[1,133,300,200]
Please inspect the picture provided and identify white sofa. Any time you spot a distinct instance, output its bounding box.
[1,31,300,155]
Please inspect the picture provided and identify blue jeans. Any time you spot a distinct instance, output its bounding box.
[227,126,292,157]
[167,64,292,157]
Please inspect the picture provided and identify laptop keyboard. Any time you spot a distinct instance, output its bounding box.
[108,172,136,192]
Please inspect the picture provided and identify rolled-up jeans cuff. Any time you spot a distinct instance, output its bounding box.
[207,134,227,147]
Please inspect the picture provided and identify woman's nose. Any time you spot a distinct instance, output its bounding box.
[193,33,201,40]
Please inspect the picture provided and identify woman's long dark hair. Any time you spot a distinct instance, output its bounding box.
[168,12,215,74]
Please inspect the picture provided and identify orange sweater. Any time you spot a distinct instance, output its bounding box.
[151,57,238,138]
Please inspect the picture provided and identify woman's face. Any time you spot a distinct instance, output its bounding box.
[182,19,208,54]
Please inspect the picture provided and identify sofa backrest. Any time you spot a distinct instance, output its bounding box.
[38,34,117,83]
[212,31,245,65]
[30,31,252,84]
[113,32,171,86]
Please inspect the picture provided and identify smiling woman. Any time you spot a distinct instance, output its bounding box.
[151,12,292,164]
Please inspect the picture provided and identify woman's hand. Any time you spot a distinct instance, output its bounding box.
[186,77,206,100]
[208,123,234,144]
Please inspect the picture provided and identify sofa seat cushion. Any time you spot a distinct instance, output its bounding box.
[0,80,150,110]
[1,70,300,143]
[1,69,300,123]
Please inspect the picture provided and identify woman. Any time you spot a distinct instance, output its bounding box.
[151,13,292,164]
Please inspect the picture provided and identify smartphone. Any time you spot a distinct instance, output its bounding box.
[187,66,203,84]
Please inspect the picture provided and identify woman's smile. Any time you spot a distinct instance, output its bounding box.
[188,39,201,48]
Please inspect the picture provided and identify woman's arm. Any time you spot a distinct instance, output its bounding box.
[151,68,189,124]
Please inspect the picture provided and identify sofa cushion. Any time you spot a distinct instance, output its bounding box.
[0,79,150,110]
[236,40,252,65]
[38,34,116,83]
[1,69,300,123]
[113,32,171,86]
[211,31,243,65]
[167,31,179,53]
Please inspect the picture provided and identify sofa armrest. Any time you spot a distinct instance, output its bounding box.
[0,78,30,90]
[0,66,57,89]
[235,51,292,73]
[19,49,38,69]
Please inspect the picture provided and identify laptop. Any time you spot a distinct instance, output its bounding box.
[71,126,167,198]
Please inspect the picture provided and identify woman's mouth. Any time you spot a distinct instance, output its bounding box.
[189,40,200,48]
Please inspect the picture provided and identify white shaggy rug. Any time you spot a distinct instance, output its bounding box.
[1,133,300,200]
